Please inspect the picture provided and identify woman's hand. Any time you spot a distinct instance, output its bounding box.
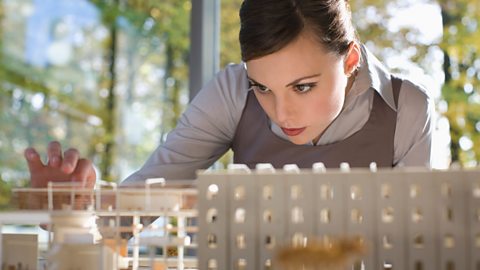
[24,141,96,188]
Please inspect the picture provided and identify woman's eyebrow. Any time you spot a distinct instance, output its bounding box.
[247,73,321,87]
[285,73,322,87]
[246,76,265,86]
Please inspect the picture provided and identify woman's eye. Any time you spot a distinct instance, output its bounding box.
[249,81,270,93]
[254,85,270,93]
[294,84,315,93]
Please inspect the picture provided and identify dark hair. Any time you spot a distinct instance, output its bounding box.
[239,0,358,61]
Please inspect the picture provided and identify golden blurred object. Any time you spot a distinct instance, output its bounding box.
[275,236,366,270]
[11,185,197,211]
[103,238,128,257]
[13,189,95,210]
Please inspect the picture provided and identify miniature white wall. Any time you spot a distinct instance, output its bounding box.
[1,234,37,270]
[47,243,118,270]
[197,167,480,270]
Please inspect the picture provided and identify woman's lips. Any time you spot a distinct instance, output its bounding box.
[281,127,306,136]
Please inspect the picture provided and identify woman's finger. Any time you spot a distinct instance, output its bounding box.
[71,158,96,188]
[24,147,44,173]
[61,148,80,174]
[85,169,96,188]
[47,141,63,168]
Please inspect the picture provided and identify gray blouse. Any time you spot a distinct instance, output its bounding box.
[123,45,434,183]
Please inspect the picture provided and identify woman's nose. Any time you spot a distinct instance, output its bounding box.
[274,96,294,124]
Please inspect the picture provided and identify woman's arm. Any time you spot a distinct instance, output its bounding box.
[394,79,435,167]
[122,64,249,183]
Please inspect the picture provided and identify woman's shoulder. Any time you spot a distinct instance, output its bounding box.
[200,63,249,101]
[397,76,433,111]
[399,76,430,96]
[184,63,250,138]
[395,76,435,145]
[207,63,251,111]
[215,63,248,85]
[393,76,435,166]
[193,62,248,100]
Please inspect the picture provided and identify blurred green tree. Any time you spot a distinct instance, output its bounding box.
[90,0,191,179]
[0,0,191,208]
[438,0,480,165]
[349,0,480,166]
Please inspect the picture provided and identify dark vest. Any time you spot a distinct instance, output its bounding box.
[231,76,402,169]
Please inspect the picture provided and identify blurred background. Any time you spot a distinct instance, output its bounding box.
[0,0,479,208]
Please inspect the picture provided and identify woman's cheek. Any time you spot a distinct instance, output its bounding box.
[314,90,344,121]
[317,99,338,121]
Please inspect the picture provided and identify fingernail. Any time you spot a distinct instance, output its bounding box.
[51,157,59,165]
[25,149,33,159]
[27,152,36,160]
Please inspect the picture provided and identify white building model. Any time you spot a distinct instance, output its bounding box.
[0,179,198,270]
[197,164,480,270]
[1,163,480,270]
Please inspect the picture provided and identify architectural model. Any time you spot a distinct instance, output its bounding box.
[197,163,480,270]
[1,163,479,270]
[0,179,198,270]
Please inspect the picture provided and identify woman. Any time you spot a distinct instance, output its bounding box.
[24,0,433,187]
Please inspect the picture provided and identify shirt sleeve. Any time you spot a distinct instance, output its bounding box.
[122,64,249,184]
[393,79,435,167]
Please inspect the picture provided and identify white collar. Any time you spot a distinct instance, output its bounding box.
[348,44,398,111]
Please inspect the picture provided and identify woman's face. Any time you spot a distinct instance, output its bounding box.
[245,33,359,145]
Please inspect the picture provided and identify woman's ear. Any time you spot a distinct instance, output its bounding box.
[344,42,360,76]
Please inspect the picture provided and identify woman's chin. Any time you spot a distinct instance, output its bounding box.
[288,136,312,145]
